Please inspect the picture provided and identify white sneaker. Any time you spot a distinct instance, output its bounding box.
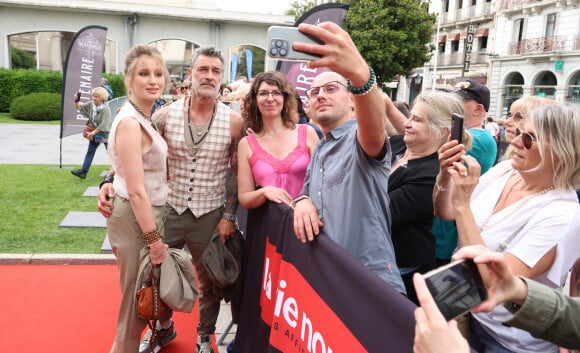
[195,335,214,353]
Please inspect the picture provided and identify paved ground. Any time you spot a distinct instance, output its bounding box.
[0,122,235,352]
[0,123,109,165]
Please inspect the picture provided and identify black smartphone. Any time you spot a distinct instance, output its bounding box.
[422,259,487,321]
[267,26,323,61]
[451,113,464,144]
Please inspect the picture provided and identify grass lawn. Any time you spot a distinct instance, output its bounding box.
[0,164,108,254]
[0,112,59,125]
[0,112,107,254]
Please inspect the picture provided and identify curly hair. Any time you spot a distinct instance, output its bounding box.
[242,71,298,133]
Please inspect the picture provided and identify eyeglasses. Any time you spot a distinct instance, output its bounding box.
[515,128,537,149]
[506,111,524,123]
[256,90,284,99]
[306,81,347,99]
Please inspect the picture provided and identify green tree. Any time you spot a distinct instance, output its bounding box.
[10,46,36,69]
[343,0,436,84]
[237,45,265,79]
[286,0,319,20]
[286,1,350,21]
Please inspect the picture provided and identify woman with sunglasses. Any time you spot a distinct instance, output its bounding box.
[499,96,557,162]
[237,71,319,209]
[433,104,580,352]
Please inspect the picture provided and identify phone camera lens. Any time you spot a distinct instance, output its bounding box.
[275,40,283,48]
[279,48,287,56]
[270,48,279,56]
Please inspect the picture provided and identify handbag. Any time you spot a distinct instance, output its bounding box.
[82,125,96,140]
[136,265,171,322]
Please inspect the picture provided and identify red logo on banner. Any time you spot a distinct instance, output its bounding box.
[260,240,366,353]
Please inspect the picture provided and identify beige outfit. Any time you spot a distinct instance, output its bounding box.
[107,103,168,352]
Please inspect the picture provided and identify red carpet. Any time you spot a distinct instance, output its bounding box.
[0,264,219,353]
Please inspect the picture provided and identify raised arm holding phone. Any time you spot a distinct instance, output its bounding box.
[290,22,406,293]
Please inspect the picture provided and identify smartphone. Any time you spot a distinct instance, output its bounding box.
[451,113,464,144]
[267,26,323,62]
[422,259,487,321]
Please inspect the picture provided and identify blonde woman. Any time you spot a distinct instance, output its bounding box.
[435,105,580,352]
[389,90,471,303]
[501,96,558,161]
[106,44,170,353]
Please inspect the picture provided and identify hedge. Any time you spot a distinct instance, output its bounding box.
[0,68,125,112]
[10,93,62,121]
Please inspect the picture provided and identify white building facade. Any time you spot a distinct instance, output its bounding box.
[413,0,580,119]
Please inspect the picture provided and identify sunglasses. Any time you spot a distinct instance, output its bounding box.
[515,128,536,149]
[506,111,524,123]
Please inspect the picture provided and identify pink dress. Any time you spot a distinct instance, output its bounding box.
[247,124,311,199]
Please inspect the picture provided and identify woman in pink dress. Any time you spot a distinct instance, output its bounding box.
[238,71,319,209]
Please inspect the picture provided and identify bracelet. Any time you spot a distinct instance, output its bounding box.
[291,195,310,208]
[222,212,237,223]
[436,180,450,192]
[143,228,161,245]
[99,172,115,189]
[347,67,376,96]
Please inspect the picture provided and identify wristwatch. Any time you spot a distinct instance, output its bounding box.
[504,301,521,314]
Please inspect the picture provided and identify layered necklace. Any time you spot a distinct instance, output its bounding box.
[129,100,156,130]
[187,97,216,146]
[478,174,554,232]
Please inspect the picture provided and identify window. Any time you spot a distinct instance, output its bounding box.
[439,42,446,54]
[479,36,488,51]
[452,40,460,52]
[513,18,524,42]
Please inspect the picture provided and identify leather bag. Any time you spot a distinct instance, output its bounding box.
[136,265,171,321]
[82,125,96,140]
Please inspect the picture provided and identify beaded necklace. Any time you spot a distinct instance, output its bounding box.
[479,174,554,232]
[129,100,156,131]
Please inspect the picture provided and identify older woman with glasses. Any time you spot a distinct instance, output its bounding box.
[237,71,319,209]
[433,104,580,353]
[389,90,472,304]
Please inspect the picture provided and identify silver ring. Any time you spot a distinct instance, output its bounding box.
[461,171,468,177]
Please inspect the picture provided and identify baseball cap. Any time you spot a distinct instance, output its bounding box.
[454,80,490,112]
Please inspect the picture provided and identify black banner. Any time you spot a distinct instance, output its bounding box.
[234,202,416,353]
[60,25,107,139]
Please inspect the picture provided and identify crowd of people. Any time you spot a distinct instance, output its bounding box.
[93,21,580,353]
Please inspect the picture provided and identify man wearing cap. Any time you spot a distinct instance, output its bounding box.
[432,79,498,266]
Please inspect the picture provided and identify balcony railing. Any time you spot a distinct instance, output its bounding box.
[499,0,545,11]
[508,36,569,55]
[442,3,494,24]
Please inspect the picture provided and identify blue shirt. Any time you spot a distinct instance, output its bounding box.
[302,120,406,294]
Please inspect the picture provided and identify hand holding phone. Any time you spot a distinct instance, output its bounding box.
[451,113,464,144]
[75,92,82,103]
[422,259,487,321]
[267,26,323,62]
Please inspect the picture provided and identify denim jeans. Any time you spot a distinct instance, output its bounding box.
[81,140,107,173]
